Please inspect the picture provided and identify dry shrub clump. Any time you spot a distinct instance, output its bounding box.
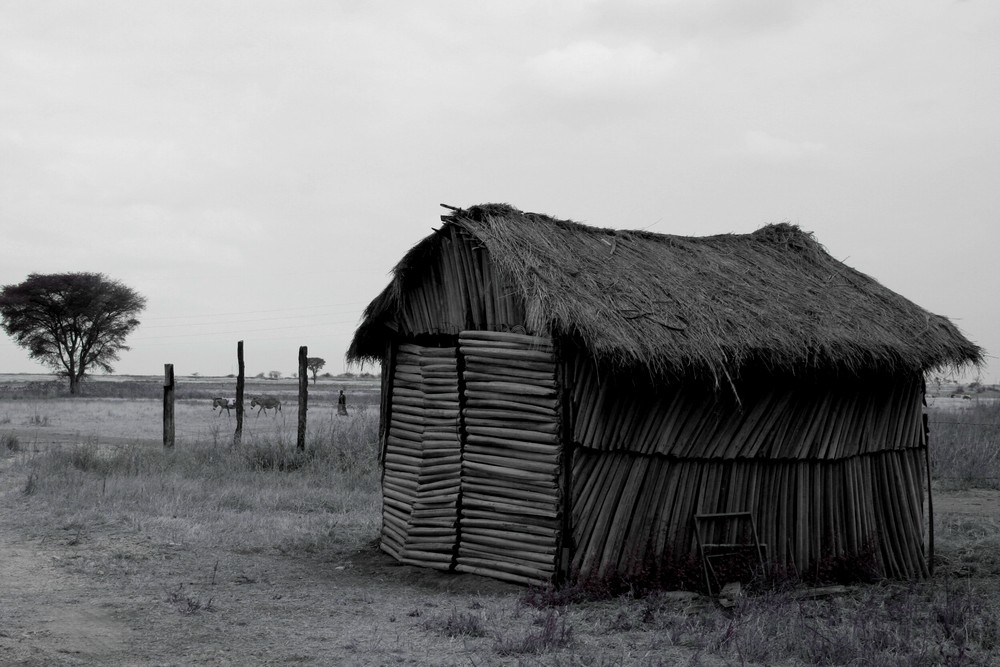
[421,607,488,638]
[493,608,573,656]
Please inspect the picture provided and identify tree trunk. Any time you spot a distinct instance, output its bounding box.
[69,374,80,395]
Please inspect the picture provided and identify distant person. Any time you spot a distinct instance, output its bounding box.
[337,389,348,416]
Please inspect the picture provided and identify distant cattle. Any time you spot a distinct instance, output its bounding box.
[250,395,282,416]
[212,397,238,416]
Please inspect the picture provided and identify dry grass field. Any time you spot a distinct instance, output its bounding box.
[1,375,999,666]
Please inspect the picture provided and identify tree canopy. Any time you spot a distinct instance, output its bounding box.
[306,357,326,384]
[0,272,146,394]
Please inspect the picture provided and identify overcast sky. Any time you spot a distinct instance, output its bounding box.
[1,0,997,383]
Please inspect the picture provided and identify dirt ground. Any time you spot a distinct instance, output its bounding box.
[0,452,529,667]
[2,454,997,667]
[0,451,715,666]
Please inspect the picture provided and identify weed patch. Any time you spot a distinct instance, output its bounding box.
[494,609,573,656]
[422,607,488,638]
[167,584,215,615]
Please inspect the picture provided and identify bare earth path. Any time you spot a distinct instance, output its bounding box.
[0,453,578,666]
[0,453,130,665]
[0,526,132,665]
[0,473,518,666]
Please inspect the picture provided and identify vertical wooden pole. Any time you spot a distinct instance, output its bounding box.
[923,411,934,575]
[297,345,308,451]
[163,363,175,449]
[557,340,574,585]
[234,341,245,448]
[378,342,396,466]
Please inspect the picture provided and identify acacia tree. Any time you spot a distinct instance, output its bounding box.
[306,356,326,384]
[0,272,146,395]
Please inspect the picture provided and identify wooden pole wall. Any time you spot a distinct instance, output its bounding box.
[566,359,930,582]
[395,227,527,339]
[569,360,925,461]
[455,330,561,586]
[380,343,462,570]
[568,447,929,581]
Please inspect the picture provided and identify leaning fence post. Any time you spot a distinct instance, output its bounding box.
[163,363,175,448]
[297,345,308,451]
[234,341,245,448]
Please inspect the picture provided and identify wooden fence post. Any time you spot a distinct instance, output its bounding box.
[234,341,245,447]
[163,363,175,448]
[297,346,308,451]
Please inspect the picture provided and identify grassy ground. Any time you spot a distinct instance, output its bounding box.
[928,399,1000,490]
[0,377,998,665]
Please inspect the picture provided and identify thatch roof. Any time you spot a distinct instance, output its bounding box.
[349,204,982,382]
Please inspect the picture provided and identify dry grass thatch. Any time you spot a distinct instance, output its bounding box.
[350,203,982,383]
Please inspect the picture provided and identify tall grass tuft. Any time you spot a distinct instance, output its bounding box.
[422,608,488,638]
[240,442,315,471]
[494,609,574,656]
[929,401,1000,489]
[236,408,380,476]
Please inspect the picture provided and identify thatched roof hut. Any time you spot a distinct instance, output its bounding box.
[349,203,981,588]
